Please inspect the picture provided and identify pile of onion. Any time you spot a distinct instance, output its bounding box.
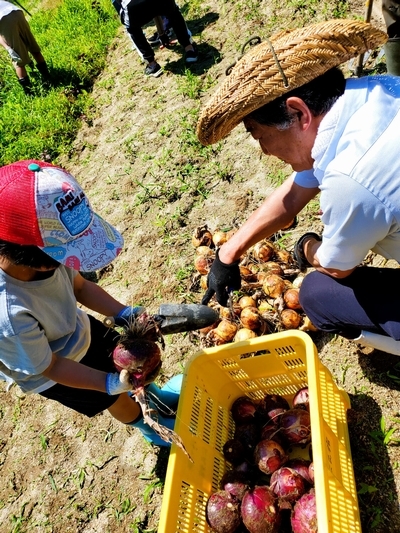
[191,225,318,347]
[205,386,317,533]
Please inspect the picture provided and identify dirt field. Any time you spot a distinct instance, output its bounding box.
[2,1,400,532]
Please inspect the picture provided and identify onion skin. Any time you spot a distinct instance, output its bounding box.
[253,241,276,263]
[235,423,261,457]
[223,438,247,465]
[275,249,293,263]
[256,394,290,425]
[280,308,302,329]
[231,396,258,425]
[240,307,261,331]
[262,262,284,276]
[220,470,249,501]
[194,255,213,275]
[241,486,280,533]
[280,408,311,445]
[283,288,302,310]
[240,265,258,282]
[291,489,318,533]
[215,320,238,342]
[254,439,289,475]
[262,275,286,299]
[286,458,313,485]
[270,467,307,503]
[308,463,314,484]
[260,423,287,448]
[213,229,229,247]
[239,296,257,309]
[112,338,161,389]
[206,490,242,533]
[293,387,310,411]
[192,226,213,248]
[234,328,257,342]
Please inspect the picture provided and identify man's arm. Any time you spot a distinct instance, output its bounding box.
[219,175,319,263]
[303,237,357,278]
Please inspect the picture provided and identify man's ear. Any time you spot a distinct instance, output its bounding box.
[285,97,313,131]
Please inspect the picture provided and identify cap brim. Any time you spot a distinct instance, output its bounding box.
[41,214,124,272]
[196,19,388,145]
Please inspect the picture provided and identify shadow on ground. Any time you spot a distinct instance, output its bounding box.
[358,349,400,393]
[347,392,400,533]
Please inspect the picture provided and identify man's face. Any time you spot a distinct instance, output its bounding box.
[243,117,315,172]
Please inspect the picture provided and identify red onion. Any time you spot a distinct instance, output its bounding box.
[293,387,310,411]
[219,470,249,501]
[206,490,241,533]
[291,489,318,533]
[254,439,288,475]
[270,467,307,503]
[113,338,161,389]
[256,394,289,425]
[308,462,314,484]
[280,408,311,445]
[286,458,313,485]
[231,396,258,425]
[223,439,246,465]
[234,423,261,456]
[241,486,280,533]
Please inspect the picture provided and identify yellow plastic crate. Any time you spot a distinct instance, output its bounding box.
[159,330,361,533]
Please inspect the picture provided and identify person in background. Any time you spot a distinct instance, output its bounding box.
[382,0,400,74]
[0,0,49,94]
[147,13,192,48]
[197,20,400,357]
[0,160,182,447]
[120,0,198,77]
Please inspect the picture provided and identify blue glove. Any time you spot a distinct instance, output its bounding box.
[105,372,133,395]
[201,251,241,306]
[293,232,322,272]
[113,305,145,327]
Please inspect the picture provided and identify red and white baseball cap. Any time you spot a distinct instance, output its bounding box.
[0,160,124,272]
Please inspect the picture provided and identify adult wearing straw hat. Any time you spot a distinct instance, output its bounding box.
[198,19,400,356]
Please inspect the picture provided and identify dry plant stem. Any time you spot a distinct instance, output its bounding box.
[134,387,193,462]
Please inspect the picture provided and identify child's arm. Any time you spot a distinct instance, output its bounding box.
[42,353,108,391]
[73,272,126,317]
[41,353,132,396]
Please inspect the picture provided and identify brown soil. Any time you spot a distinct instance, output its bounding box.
[1,2,400,532]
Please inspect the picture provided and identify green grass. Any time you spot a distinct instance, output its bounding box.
[0,0,119,166]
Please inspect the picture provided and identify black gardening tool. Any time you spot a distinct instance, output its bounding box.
[104,303,219,334]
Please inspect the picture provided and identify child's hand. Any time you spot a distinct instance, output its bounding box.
[113,306,145,327]
[105,372,133,395]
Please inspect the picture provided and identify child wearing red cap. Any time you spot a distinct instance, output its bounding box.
[0,160,181,447]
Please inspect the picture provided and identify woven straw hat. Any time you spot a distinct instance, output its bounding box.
[196,19,387,145]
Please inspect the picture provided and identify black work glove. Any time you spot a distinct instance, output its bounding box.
[293,232,322,272]
[201,251,241,306]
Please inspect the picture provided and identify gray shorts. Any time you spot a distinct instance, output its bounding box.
[0,10,41,66]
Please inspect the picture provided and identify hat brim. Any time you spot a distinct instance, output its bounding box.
[41,214,124,272]
[196,19,388,145]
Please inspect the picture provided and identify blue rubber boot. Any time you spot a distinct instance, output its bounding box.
[145,374,183,414]
[130,412,175,447]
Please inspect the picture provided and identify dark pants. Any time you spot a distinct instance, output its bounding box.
[39,316,120,417]
[383,0,400,37]
[124,0,191,62]
[299,267,400,340]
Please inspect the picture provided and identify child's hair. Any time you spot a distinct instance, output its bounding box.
[0,239,61,269]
